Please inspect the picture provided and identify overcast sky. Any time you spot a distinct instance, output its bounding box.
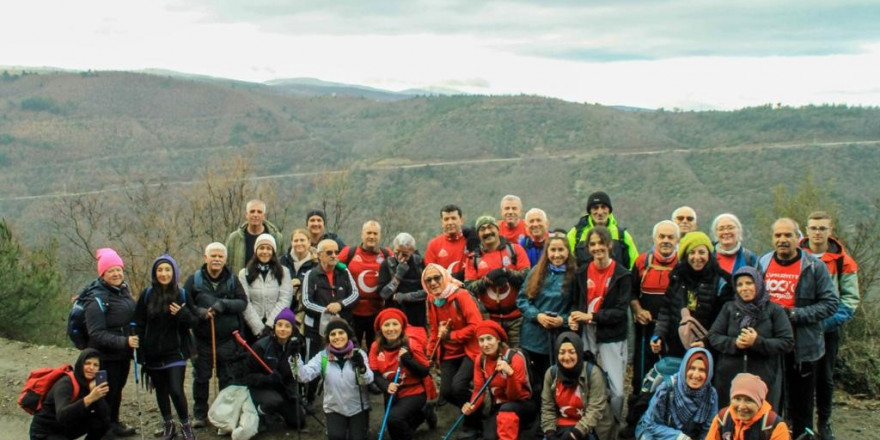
[4,0,879,109]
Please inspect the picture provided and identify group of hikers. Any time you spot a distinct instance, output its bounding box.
[30,191,859,440]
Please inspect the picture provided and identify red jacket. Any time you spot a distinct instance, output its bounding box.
[425,233,468,275]
[369,329,429,399]
[427,289,482,361]
[499,220,527,245]
[472,348,531,408]
[338,245,392,317]
[464,242,531,319]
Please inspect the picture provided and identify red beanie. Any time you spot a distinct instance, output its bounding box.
[475,319,507,343]
[374,308,408,332]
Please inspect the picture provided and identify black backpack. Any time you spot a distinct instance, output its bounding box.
[67,288,107,350]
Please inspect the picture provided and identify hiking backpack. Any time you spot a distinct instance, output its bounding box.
[625,356,682,427]
[67,288,107,350]
[19,364,78,414]
[713,406,780,440]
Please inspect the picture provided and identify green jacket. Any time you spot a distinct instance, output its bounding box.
[566,213,639,269]
[225,221,284,274]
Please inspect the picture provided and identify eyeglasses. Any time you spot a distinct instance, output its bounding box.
[716,225,737,232]
[676,216,695,222]
[424,275,443,284]
[808,226,830,232]
[323,250,339,256]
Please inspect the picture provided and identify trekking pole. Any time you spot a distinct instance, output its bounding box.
[130,322,146,440]
[794,428,815,440]
[378,366,402,440]
[441,369,500,440]
[427,320,450,364]
[232,330,273,373]
[210,317,219,402]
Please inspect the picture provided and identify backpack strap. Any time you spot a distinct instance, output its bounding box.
[760,410,779,440]
[504,242,517,267]
[342,247,358,267]
[321,351,328,377]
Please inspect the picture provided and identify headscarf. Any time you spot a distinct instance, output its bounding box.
[732,266,769,329]
[421,263,462,305]
[554,332,584,386]
[74,348,102,394]
[730,373,768,409]
[670,347,717,430]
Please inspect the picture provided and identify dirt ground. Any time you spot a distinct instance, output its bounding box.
[2,337,877,439]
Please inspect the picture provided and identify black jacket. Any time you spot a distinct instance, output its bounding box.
[301,265,359,336]
[377,254,427,327]
[184,265,247,342]
[654,258,733,357]
[133,286,198,368]
[82,278,137,361]
[708,301,794,405]
[571,262,632,343]
[245,334,304,399]
[30,349,111,438]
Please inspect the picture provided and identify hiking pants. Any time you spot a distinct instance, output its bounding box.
[816,329,840,424]
[147,364,189,422]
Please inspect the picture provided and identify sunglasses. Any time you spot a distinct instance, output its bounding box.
[424,275,443,284]
[323,250,339,256]
[676,216,695,222]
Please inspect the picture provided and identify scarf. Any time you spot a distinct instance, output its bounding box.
[554,332,584,387]
[716,242,742,256]
[652,247,677,264]
[327,340,355,357]
[423,263,462,306]
[732,267,768,329]
[670,347,715,430]
[257,263,271,278]
[549,264,567,273]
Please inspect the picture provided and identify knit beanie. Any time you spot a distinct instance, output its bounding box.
[586,191,612,213]
[274,307,297,326]
[474,215,498,231]
[254,233,277,252]
[374,308,408,332]
[475,319,507,343]
[306,209,326,222]
[678,231,714,260]
[730,373,768,407]
[151,254,180,286]
[324,318,354,340]
[96,248,125,276]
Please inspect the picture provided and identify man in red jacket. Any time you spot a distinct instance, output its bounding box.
[464,216,531,347]
[499,195,527,244]
[425,204,469,279]
[337,220,392,348]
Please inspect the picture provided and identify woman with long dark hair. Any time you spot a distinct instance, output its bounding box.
[517,231,575,391]
[133,254,198,440]
[240,234,293,342]
[569,226,632,425]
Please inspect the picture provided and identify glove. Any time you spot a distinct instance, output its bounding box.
[269,370,283,384]
[543,430,558,440]
[211,301,226,314]
[350,350,366,373]
[395,261,410,279]
[487,268,509,286]
[288,335,302,353]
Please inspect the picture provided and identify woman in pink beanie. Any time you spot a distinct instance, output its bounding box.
[78,247,139,437]
[706,373,790,440]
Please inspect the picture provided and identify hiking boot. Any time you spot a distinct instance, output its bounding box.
[424,403,437,430]
[818,422,835,440]
[181,422,197,440]
[190,418,207,429]
[113,422,137,437]
[455,427,480,440]
[160,420,176,440]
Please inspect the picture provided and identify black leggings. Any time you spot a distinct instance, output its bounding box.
[325,410,369,440]
[148,365,189,422]
[385,394,427,440]
[103,358,131,423]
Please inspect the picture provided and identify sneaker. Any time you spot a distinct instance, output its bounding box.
[180,422,196,440]
[818,422,835,440]
[191,418,207,429]
[113,422,137,437]
[160,420,176,440]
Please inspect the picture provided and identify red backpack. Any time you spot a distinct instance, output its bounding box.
[19,364,78,414]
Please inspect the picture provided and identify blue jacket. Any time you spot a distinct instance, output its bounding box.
[517,269,571,355]
[759,249,837,363]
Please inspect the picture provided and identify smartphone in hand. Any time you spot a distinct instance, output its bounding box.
[96,370,108,386]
